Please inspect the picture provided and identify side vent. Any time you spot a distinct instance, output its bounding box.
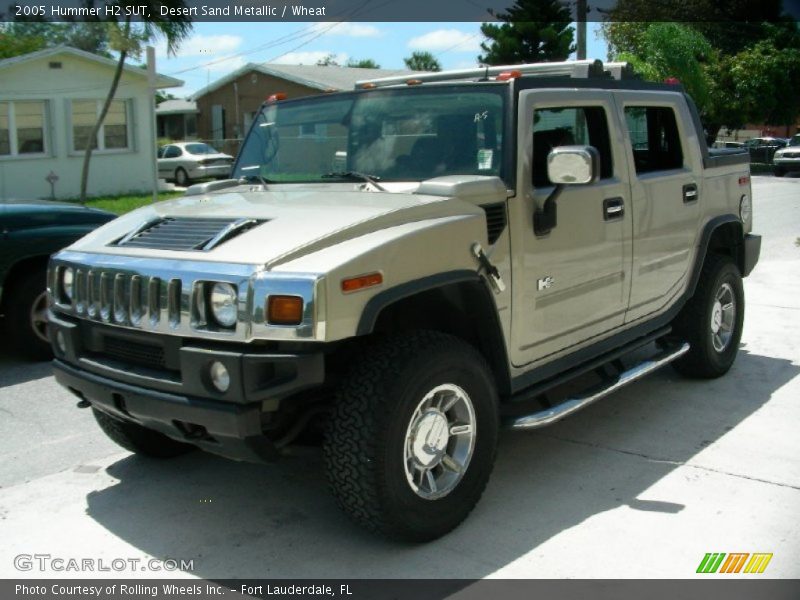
[482,203,507,245]
[114,217,264,251]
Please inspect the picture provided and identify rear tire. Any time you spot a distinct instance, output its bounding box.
[323,331,498,541]
[671,255,744,378]
[5,268,51,361]
[174,167,190,187]
[93,408,194,458]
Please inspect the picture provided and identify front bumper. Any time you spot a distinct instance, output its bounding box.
[774,156,800,171]
[49,311,325,462]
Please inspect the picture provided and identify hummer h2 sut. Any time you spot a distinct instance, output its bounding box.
[48,60,761,541]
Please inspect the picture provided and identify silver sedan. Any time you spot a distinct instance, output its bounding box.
[157,142,234,187]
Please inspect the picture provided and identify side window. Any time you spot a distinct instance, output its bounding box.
[624,106,683,174]
[532,106,612,187]
[164,146,181,158]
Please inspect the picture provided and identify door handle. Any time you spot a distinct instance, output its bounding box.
[683,183,698,203]
[603,197,624,221]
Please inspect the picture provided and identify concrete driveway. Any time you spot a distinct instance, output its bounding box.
[0,177,798,579]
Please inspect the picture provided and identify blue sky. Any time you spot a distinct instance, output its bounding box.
[153,22,609,97]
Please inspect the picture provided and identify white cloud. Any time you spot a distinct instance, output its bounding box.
[407,29,482,53]
[158,34,243,59]
[269,51,349,66]
[309,22,382,38]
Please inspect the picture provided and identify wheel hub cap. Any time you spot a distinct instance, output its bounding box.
[710,282,736,353]
[410,411,450,467]
[403,383,476,500]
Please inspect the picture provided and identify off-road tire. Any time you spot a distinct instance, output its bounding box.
[5,268,51,361]
[672,255,744,378]
[93,408,194,458]
[323,331,499,542]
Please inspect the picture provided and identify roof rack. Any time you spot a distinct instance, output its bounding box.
[603,62,636,80]
[355,59,612,89]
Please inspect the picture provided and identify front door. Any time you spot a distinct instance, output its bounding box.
[509,90,632,367]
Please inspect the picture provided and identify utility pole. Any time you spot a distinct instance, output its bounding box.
[147,46,158,204]
[576,0,587,60]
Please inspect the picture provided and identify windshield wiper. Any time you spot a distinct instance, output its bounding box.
[237,171,275,187]
[322,171,386,191]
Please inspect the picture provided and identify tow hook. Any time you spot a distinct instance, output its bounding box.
[471,242,506,293]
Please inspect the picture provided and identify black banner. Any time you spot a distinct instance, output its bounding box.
[2,0,800,23]
[5,580,800,600]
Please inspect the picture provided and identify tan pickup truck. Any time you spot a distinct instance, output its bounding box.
[48,60,760,541]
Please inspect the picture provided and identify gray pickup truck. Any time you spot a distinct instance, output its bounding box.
[47,60,760,541]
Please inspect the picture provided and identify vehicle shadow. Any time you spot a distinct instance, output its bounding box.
[0,349,53,387]
[83,349,797,578]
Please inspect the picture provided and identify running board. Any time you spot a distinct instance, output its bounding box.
[506,343,690,430]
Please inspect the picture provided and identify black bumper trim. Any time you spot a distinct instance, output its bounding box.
[53,359,279,463]
[743,233,761,277]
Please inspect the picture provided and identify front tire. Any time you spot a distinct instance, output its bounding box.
[93,408,194,458]
[324,331,498,541]
[774,166,785,177]
[672,255,744,378]
[5,268,51,360]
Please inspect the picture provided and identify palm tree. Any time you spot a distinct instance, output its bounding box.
[79,1,192,202]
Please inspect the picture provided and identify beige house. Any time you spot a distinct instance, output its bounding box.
[0,46,182,200]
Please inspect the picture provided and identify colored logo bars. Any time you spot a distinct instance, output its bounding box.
[696,553,773,574]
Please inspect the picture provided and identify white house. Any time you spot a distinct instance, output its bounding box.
[0,46,182,200]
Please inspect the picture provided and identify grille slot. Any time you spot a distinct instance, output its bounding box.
[114,217,263,251]
[482,203,508,245]
[102,336,166,371]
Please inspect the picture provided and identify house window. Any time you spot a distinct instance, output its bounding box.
[0,100,48,157]
[71,99,131,152]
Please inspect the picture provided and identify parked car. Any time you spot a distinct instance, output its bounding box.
[712,140,744,149]
[743,137,788,164]
[0,200,115,359]
[48,60,759,541]
[773,134,800,176]
[157,142,234,187]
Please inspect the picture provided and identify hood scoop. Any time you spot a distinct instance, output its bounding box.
[113,216,265,251]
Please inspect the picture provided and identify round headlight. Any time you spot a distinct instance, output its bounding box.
[210,282,237,327]
[62,268,74,302]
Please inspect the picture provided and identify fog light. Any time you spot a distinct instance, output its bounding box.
[56,330,67,354]
[209,361,230,393]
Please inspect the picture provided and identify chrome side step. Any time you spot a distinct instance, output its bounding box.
[507,343,690,430]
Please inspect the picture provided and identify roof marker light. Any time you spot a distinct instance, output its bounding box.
[496,70,522,81]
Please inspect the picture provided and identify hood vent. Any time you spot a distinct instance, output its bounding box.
[482,203,507,245]
[114,217,264,251]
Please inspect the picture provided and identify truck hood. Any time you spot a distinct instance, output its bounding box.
[67,183,489,269]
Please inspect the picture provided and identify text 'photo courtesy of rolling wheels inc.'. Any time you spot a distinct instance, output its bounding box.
[1,0,799,599]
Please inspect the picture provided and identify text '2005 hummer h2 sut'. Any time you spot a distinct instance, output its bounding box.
[48,60,761,541]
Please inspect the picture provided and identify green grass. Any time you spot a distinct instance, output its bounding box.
[66,191,184,215]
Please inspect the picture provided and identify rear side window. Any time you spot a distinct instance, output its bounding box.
[624,106,683,173]
[532,106,613,187]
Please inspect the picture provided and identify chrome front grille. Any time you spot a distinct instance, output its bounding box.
[49,250,323,342]
[71,268,184,329]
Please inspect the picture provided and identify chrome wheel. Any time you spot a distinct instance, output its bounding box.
[29,291,49,343]
[710,282,736,353]
[403,383,476,500]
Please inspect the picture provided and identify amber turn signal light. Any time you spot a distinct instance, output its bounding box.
[267,295,303,325]
[341,272,383,293]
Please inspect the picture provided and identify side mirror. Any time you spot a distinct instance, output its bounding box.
[546,145,600,185]
[535,145,601,236]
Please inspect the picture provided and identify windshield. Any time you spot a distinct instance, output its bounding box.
[789,135,800,147]
[185,143,220,155]
[233,86,506,183]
